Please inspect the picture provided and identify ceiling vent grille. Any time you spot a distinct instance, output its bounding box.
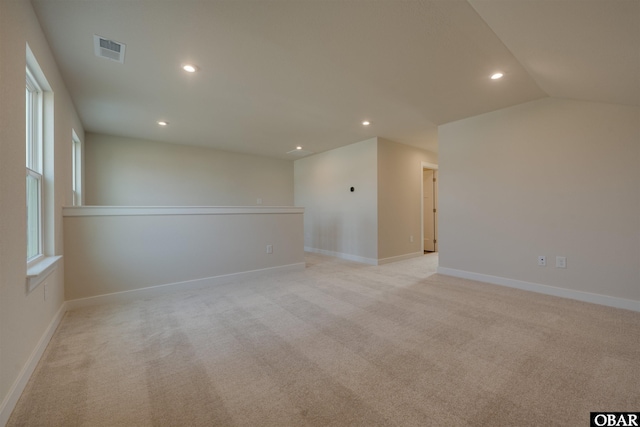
[286,149,314,157]
[93,35,126,63]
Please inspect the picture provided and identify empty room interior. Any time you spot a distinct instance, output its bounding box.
[1,0,638,425]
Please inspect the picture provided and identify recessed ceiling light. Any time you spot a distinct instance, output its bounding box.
[362,121,370,126]
[491,72,504,80]
[296,146,303,150]
[157,121,168,126]
[182,64,198,73]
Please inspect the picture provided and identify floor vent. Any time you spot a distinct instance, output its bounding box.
[94,35,126,63]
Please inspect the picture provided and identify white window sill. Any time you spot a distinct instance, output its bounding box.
[26,255,62,294]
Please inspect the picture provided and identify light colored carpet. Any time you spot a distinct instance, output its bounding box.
[8,253,640,426]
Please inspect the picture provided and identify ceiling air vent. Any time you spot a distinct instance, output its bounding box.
[93,35,126,63]
[286,149,314,157]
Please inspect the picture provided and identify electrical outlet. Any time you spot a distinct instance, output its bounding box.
[538,256,546,266]
[43,282,47,301]
[556,256,566,268]
[256,198,262,205]
[410,235,414,243]
[266,245,273,254]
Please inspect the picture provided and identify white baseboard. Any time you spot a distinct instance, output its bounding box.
[437,267,640,312]
[0,303,67,427]
[378,252,424,265]
[66,262,306,310]
[304,248,424,266]
[304,247,378,265]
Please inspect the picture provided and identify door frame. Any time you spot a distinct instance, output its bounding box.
[421,161,438,253]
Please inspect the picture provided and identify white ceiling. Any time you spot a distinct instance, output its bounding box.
[31,0,639,159]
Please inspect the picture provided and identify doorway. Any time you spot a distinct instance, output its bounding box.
[421,162,438,253]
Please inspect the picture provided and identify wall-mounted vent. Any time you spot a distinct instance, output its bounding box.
[93,35,126,63]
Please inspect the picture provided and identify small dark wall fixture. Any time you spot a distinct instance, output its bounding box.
[350,187,355,192]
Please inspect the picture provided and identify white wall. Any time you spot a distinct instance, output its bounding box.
[294,138,379,263]
[63,207,304,301]
[295,137,438,264]
[438,97,640,306]
[85,133,294,206]
[377,138,438,262]
[0,0,84,422]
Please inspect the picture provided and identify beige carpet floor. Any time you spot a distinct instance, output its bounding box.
[8,253,640,426]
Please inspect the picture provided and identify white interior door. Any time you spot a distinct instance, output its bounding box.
[423,169,435,252]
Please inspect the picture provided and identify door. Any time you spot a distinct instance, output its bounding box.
[423,169,435,252]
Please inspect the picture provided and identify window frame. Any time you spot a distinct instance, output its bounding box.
[72,130,82,206]
[26,66,44,267]
[25,45,62,295]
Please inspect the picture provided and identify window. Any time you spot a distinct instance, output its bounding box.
[25,45,61,293]
[72,130,82,206]
[26,67,43,264]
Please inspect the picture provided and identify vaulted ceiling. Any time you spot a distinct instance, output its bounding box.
[31,0,639,159]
